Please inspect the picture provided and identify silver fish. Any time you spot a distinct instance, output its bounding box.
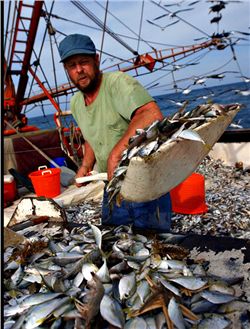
[52,303,74,318]
[114,166,128,177]
[208,281,235,296]
[155,312,166,329]
[124,317,148,329]
[96,258,110,283]
[4,320,16,329]
[4,304,27,317]
[5,260,20,271]
[23,296,71,329]
[200,290,236,304]
[137,280,151,303]
[169,276,208,290]
[168,297,185,329]
[100,294,125,328]
[138,139,159,157]
[128,144,144,159]
[173,128,205,144]
[110,260,129,273]
[21,292,63,308]
[144,317,157,329]
[90,224,102,249]
[197,314,231,329]
[191,300,217,314]
[50,318,62,329]
[73,272,84,288]
[159,276,181,297]
[10,265,24,287]
[127,260,141,270]
[81,262,98,281]
[52,252,84,266]
[119,272,137,300]
[22,273,42,284]
[8,313,26,329]
[158,259,185,271]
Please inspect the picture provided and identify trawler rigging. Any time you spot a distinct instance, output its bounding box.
[3,0,249,160]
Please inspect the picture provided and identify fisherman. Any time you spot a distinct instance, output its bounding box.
[59,34,172,231]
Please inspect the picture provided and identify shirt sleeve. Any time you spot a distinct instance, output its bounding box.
[110,72,155,120]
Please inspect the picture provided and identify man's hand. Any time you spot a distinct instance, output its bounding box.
[75,141,96,187]
[75,165,90,187]
[107,150,121,181]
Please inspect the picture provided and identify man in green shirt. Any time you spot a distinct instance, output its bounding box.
[59,34,171,231]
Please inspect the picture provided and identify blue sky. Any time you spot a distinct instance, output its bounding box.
[4,0,250,117]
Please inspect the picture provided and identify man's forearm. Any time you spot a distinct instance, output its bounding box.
[80,141,96,171]
[113,101,163,156]
[107,101,163,179]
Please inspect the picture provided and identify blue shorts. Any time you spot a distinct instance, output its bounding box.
[101,187,172,232]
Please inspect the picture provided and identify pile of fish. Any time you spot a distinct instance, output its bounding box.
[171,156,250,239]
[64,155,250,239]
[4,223,247,329]
[66,201,102,225]
[107,103,241,204]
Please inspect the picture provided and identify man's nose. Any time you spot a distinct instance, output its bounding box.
[75,64,84,73]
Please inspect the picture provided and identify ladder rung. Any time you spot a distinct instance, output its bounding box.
[22,4,34,8]
[17,28,29,32]
[16,40,28,43]
[20,16,32,20]
[14,50,25,54]
[12,60,23,63]
[10,70,22,75]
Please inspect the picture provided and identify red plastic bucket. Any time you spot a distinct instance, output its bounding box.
[170,173,208,215]
[29,166,61,198]
[4,175,17,203]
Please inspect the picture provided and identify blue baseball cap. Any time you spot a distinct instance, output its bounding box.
[59,34,96,62]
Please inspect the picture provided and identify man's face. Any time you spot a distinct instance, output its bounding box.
[64,54,100,92]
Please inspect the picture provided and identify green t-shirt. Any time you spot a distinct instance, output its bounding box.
[70,71,154,172]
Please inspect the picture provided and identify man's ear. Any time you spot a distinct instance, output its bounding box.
[95,54,100,66]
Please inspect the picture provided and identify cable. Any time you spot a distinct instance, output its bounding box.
[23,2,56,114]
[151,0,211,38]
[46,10,183,48]
[4,1,12,54]
[137,1,145,53]
[99,0,109,64]
[71,0,138,55]
[229,39,246,85]
[6,1,17,66]
[95,0,155,51]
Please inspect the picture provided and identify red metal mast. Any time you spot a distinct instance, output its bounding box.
[7,1,44,113]
[20,38,221,106]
